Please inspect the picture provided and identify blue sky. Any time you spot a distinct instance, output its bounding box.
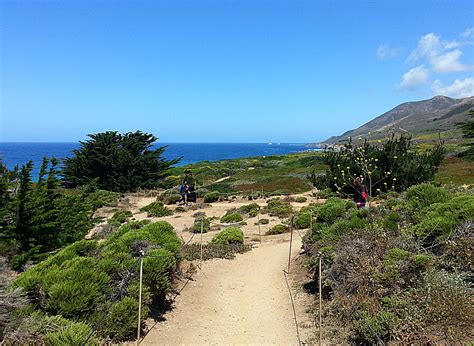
[1,0,473,143]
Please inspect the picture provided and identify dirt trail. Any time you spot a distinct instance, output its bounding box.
[142,236,309,345]
[94,192,318,344]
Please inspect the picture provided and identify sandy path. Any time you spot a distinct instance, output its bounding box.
[141,236,305,345]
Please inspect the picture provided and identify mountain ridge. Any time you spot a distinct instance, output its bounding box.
[323,95,474,144]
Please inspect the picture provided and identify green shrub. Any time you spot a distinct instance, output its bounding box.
[266,224,289,235]
[406,183,450,210]
[108,209,133,224]
[192,215,211,233]
[220,212,243,223]
[257,218,269,225]
[239,203,260,217]
[320,217,367,242]
[12,220,181,343]
[181,243,251,260]
[355,310,401,344]
[100,296,142,341]
[108,221,181,254]
[211,227,244,245]
[413,195,474,243]
[143,248,177,294]
[294,196,307,203]
[316,197,352,223]
[45,319,97,346]
[103,220,150,245]
[382,212,401,231]
[139,201,173,217]
[204,191,220,203]
[163,194,182,205]
[265,198,293,217]
[175,206,186,212]
[42,257,111,318]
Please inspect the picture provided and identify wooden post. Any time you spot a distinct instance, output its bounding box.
[137,257,144,345]
[200,218,204,264]
[287,216,294,273]
[319,253,322,346]
[257,208,262,242]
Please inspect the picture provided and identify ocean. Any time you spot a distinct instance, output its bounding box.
[0,142,316,180]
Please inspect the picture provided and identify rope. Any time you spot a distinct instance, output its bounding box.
[283,269,303,345]
[324,267,385,345]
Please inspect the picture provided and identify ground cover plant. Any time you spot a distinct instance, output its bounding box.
[211,227,244,245]
[108,209,133,224]
[5,221,181,343]
[220,211,244,224]
[181,243,251,260]
[302,185,474,343]
[140,201,173,217]
[265,224,289,235]
[165,152,326,196]
[239,203,260,217]
[264,198,293,217]
[191,213,211,233]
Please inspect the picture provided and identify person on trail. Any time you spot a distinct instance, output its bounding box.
[353,176,368,208]
[187,184,196,203]
[179,181,188,206]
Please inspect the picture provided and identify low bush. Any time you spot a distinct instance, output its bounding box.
[406,183,450,210]
[265,198,293,217]
[204,192,220,203]
[315,197,352,224]
[139,201,173,217]
[220,212,243,224]
[239,203,260,217]
[13,220,181,342]
[266,224,289,235]
[293,205,319,229]
[192,215,211,233]
[160,194,182,205]
[294,196,307,203]
[45,319,96,346]
[412,195,474,244]
[108,209,133,224]
[302,184,473,344]
[175,206,186,212]
[211,227,244,245]
[257,218,269,225]
[181,243,251,260]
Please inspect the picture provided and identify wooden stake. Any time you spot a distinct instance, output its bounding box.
[257,208,262,242]
[137,257,144,345]
[319,254,322,346]
[200,219,204,264]
[287,216,294,273]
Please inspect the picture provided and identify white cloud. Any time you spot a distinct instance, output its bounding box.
[376,44,400,60]
[461,27,474,38]
[431,49,469,73]
[432,78,474,98]
[398,65,429,89]
[408,32,470,73]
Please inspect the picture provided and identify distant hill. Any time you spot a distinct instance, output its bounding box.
[324,95,474,143]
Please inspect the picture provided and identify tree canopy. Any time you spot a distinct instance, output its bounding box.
[62,131,180,192]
